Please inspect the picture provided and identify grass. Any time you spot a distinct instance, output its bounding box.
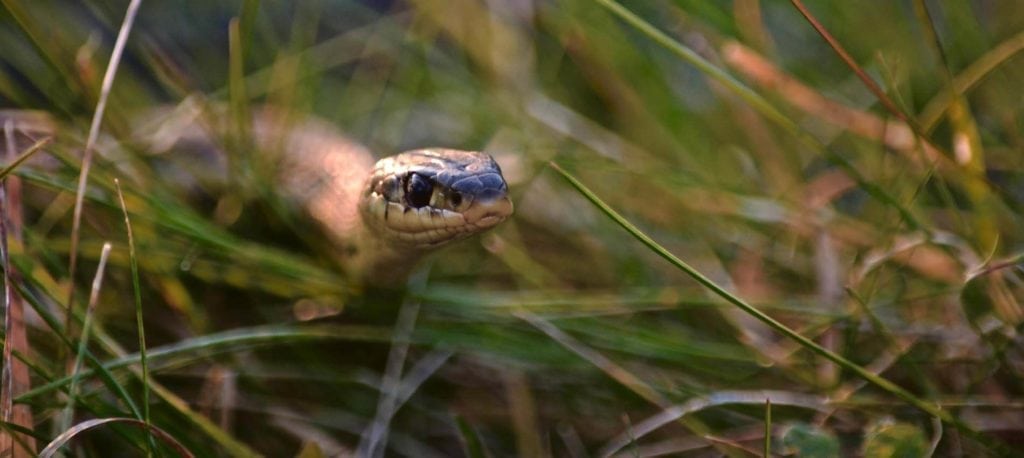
[2,0,1024,456]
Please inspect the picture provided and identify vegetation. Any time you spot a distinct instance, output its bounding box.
[1,0,1023,455]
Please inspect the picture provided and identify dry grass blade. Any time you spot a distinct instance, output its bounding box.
[40,417,194,457]
[60,242,112,432]
[598,390,827,458]
[970,253,1024,278]
[516,310,718,450]
[517,310,669,408]
[358,301,420,458]
[393,349,453,406]
[65,0,142,335]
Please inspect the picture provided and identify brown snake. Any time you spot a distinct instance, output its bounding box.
[2,105,513,285]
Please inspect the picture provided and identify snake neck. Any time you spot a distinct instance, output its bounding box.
[269,119,413,286]
[342,223,425,286]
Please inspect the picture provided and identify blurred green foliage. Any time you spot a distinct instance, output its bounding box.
[1,0,1024,455]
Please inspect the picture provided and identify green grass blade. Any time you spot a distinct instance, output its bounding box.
[764,398,771,458]
[237,0,260,62]
[114,179,152,454]
[11,267,143,422]
[453,415,489,458]
[0,136,50,180]
[17,324,391,402]
[918,29,1024,132]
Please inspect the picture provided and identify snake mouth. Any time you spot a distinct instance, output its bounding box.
[363,193,512,247]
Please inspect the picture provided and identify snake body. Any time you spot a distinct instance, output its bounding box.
[4,106,513,285]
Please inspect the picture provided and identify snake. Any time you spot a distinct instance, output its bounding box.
[2,104,514,285]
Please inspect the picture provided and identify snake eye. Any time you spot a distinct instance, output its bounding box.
[405,173,433,208]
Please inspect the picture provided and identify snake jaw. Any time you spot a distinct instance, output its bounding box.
[361,149,513,248]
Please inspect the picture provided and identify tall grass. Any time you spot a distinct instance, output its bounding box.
[1,0,1023,456]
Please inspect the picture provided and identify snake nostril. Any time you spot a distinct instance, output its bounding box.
[450,192,462,207]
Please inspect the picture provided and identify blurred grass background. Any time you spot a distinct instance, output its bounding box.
[2,0,1024,456]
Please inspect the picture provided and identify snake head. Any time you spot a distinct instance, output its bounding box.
[361,148,513,248]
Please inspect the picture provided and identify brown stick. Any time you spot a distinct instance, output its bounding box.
[1,120,37,456]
